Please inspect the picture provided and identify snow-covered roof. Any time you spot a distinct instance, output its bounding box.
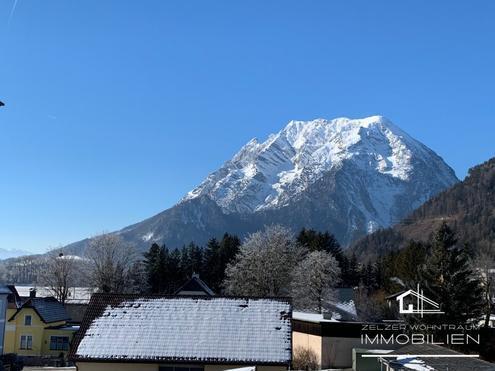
[292,311,337,323]
[383,344,495,371]
[388,356,435,371]
[70,295,291,365]
[15,286,95,304]
[224,367,256,371]
[9,297,71,323]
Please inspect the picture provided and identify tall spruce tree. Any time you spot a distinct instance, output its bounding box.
[180,242,204,278]
[296,228,356,285]
[297,228,342,258]
[423,223,484,324]
[143,243,167,294]
[203,234,241,292]
[168,248,183,292]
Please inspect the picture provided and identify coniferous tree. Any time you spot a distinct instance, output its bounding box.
[203,234,241,292]
[341,253,360,287]
[203,238,222,290]
[168,248,183,292]
[394,241,428,288]
[180,242,204,278]
[297,228,354,285]
[422,223,484,324]
[297,228,342,258]
[143,243,167,293]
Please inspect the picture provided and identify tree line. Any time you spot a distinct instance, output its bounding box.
[26,226,365,313]
[356,223,491,327]
[5,221,489,326]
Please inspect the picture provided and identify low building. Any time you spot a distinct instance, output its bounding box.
[14,286,95,305]
[377,343,495,371]
[174,273,215,296]
[14,285,94,325]
[292,312,398,369]
[4,292,78,359]
[69,294,292,371]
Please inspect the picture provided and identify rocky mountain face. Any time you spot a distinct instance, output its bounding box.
[352,156,495,260]
[66,116,458,252]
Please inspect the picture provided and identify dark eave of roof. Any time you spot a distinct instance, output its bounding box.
[174,275,215,296]
[71,357,288,366]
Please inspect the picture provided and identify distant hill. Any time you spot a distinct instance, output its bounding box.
[0,248,32,261]
[352,157,495,260]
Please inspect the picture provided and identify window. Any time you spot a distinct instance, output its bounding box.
[24,315,32,326]
[20,335,33,350]
[50,336,70,351]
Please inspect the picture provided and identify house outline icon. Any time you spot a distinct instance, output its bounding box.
[396,284,444,317]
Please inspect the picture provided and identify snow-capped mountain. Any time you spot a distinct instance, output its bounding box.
[66,115,458,252]
[0,248,32,260]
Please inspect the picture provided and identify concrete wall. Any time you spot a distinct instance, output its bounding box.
[293,331,399,369]
[321,336,363,369]
[292,331,322,366]
[76,363,287,371]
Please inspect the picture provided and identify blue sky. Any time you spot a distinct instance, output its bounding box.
[1,1,494,253]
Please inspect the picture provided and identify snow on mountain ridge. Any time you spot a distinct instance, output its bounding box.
[184,116,421,213]
[62,115,458,252]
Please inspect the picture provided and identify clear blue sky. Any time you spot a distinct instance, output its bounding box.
[1,1,494,253]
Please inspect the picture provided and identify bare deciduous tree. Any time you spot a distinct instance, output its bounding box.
[223,225,304,296]
[38,250,80,304]
[5,255,41,284]
[84,234,139,293]
[292,346,320,371]
[354,286,396,322]
[291,250,340,313]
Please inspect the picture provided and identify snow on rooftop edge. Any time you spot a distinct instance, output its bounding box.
[292,311,337,323]
[74,296,291,364]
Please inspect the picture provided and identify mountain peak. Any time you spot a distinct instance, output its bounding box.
[182,116,457,218]
[66,115,458,251]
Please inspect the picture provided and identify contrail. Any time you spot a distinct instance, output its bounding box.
[7,0,19,26]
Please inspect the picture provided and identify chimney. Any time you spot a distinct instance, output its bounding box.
[29,288,36,298]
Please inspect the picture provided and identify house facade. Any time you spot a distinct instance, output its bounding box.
[70,294,292,371]
[3,287,78,359]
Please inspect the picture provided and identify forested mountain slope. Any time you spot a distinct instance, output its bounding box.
[353,157,495,260]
